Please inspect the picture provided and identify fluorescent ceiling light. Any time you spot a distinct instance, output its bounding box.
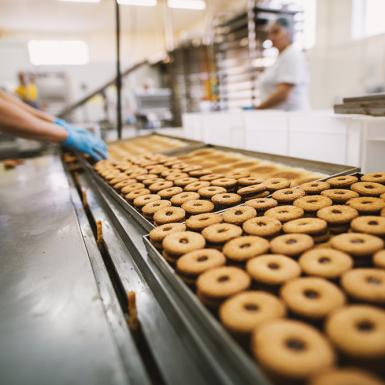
[59,0,101,3]
[167,0,206,10]
[117,0,157,6]
[28,40,89,66]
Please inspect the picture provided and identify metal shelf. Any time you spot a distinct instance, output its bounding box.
[213,2,304,110]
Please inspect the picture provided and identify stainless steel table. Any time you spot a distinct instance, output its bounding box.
[0,156,136,385]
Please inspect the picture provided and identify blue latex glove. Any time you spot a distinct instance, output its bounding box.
[55,118,89,135]
[55,118,107,161]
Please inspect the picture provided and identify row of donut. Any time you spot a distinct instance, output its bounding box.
[108,134,188,159]
[94,154,318,225]
[174,147,325,186]
[150,217,385,296]
[148,225,385,384]
[108,144,326,187]
[145,174,385,384]
[94,156,385,383]
[93,153,383,228]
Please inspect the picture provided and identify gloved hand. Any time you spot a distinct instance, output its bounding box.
[55,118,107,161]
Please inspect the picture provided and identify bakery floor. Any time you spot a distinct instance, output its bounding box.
[0,154,259,385]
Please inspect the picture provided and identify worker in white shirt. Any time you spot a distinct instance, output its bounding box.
[257,17,310,111]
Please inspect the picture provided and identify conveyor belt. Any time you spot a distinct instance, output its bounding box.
[0,155,141,385]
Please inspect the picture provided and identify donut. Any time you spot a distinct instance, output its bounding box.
[270,233,314,257]
[321,189,359,203]
[280,277,346,319]
[219,291,286,334]
[272,187,306,204]
[301,180,331,194]
[176,249,226,285]
[331,233,384,257]
[170,192,200,206]
[162,231,206,259]
[246,254,301,285]
[185,213,223,232]
[197,266,251,306]
[327,175,359,188]
[326,305,385,358]
[299,248,353,279]
[294,195,333,213]
[202,223,243,245]
[243,217,282,238]
[222,206,257,225]
[181,199,215,215]
[265,205,304,223]
[153,206,186,225]
[309,368,385,385]
[223,236,270,262]
[252,319,335,379]
[341,268,385,303]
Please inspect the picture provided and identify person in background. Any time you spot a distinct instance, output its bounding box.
[15,72,40,108]
[0,90,107,161]
[256,17,309,111]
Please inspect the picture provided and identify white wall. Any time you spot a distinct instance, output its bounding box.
[308,0,385,109]
[0,30,164,103]
[1,0,384,112]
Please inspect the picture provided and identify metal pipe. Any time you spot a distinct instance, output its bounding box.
[115,0,123,139]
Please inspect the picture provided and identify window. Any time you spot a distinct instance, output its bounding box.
[352,0,385,39]
[290,0,317,49]
[28,40,89,66]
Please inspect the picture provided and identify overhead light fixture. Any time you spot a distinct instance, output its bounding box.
[59,0,101,3]
[167,0,206,10]
[117,0,157,6]
[28,40,89,66]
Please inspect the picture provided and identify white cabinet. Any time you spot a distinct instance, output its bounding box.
[181,111,385,172]
[201,112,245,148]
[182,113,204,141]
[288,113,348,164]
[357,116,385,172]
[244,111,289,155]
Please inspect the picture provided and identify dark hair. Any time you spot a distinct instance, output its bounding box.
[274,17,294,41]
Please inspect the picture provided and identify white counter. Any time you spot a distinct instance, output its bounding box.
[182,111,385,172]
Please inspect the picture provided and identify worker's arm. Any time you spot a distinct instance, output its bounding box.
[0,98,66,142]
[0,89,54,123]
[0,98,107,160]
[256,83,294,110]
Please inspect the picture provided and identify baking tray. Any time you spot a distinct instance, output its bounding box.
[108,132,359,176]
[79,136,359,233]
[140,172,369,385]
[79,157,155,232]
[143,235,272,385]
[108,132,206,157]
[186,144,360,177]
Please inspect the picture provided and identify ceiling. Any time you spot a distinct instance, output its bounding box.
[0,0,244,35]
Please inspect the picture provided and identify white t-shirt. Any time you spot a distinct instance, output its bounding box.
[259,44,310,111]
